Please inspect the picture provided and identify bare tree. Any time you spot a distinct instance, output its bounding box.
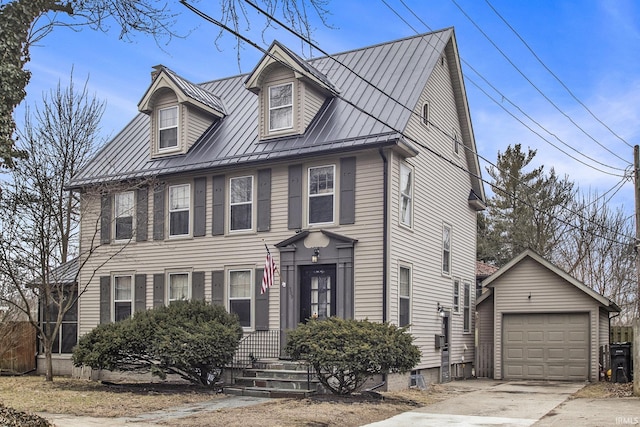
[555,191,637,323]
[0,0,331,168]
[0,73,104,381]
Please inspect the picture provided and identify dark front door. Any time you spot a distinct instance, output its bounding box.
[441,312,451,383]
[300,265,336,323]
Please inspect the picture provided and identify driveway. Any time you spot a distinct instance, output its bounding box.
[365,380,589,427]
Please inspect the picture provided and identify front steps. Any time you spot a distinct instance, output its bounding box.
[224,359,320,398]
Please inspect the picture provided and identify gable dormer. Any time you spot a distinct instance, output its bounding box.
[245,41,340,140]
[138,65,226,158]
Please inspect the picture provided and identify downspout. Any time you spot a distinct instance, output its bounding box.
[378,148,389,323]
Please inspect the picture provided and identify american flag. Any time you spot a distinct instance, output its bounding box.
[261,250,278,294]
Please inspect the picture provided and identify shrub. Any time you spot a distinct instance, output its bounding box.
[73,300,242,386]
[285,317,421,395]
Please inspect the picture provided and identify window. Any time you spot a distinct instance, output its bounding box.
[230,176,253,231]
[442,224,451,275]
[229,270,252,328]
[42,288,77,354]
[169,184,190,236]
[453,131,460,155]
[113,275,133,321]
[463,282,471,332]
[158,106,178,150]
[422,102,429,126]
[399,163,413,227]
[269,83,293,131]
[308,165,335,224]
[114,191,134,240]
[168,272,189,302]
[453,279,460,313]
[399,266,411,327]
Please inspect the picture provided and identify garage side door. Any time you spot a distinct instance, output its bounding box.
[503,313,589,381]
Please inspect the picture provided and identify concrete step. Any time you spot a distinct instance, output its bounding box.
[224,385,316,398]
[251,359,311,371]
[242,368,313,380]
[234,376,319,390]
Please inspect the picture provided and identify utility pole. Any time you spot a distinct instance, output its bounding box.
[634,145,640,396]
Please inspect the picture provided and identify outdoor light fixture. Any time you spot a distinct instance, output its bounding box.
[437,302,445,317]
[311,247,320,263]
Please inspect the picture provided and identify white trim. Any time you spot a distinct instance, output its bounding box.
[453,278,460,313]
[268,82,294,132]
[442,223,452,276]
[114,191,135,242]
[167,270,191,303]
[398,262,412,328]
[227,268,254,331]
[399,162,414,229]
[112,272,135,322]
[157,105,179,152]
[229,175,254,232]
[168,183,191,238]
[307,164,336,226]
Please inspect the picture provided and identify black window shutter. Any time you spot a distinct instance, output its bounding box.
[254,268,269,330]
[99,276,111,324]
[257,169,271,232]
[288,164,302,230]
[212,175,225,236]
[153,273,165,307]
[136,187,149,242]
[153,184,165,241]
[192,271,205,300]
[100,194,111,245]
[339,157,356,225]
[211,270,224,306]
[194,177,206,237]
[134,274,146,312]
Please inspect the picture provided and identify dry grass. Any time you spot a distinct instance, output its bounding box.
[0,376,220,417]
[572,382,635,399]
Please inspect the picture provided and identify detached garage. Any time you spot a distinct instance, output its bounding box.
[476,250,620,381]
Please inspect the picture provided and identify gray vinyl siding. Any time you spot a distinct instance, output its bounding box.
[477,294,494,347]
[186,106,214,149]
[492,257,600,381]
[388,48,477,370]
[77,151,385,335]
[599,308,609,349]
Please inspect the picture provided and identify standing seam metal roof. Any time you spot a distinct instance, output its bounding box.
[70,29,453,187]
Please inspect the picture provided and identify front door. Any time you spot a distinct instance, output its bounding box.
[299,265,336,323]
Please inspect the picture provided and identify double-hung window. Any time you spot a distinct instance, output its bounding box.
[308,165,335,225]
[113,274,133,321]
[229,270,252,328]
[399,265,411,327]
[422,102,430,127]
[168,272,189,302]
[230,176,253,231]
[114,191,134,241]
[269,83,293,131]
[158,106,178,150]
[169,184,190,237]
[453,279,460,313]
[442,224,451,275]
[399,163,413,227]
[463,282,471,332]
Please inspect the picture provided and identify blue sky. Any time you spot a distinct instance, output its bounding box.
[18,0,640,213]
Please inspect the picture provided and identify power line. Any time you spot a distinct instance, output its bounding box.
[449,0,629,164]
[178,0,636,247]
[483,0,633,149]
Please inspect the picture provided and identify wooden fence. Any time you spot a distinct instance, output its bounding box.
[610,326,633,343]
[475,343,493,378]
[0,322,36,374]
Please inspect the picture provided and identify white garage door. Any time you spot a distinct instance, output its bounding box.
[503,313,589,381]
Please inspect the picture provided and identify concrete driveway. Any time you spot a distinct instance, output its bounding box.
[365,380,587,427]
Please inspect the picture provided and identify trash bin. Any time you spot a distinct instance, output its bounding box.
[610,342,633,383]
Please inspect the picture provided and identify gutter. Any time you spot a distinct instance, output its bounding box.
[378,148,389,323]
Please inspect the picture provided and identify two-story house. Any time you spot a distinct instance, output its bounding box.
[61,28,485,388]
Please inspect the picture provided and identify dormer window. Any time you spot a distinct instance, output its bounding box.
[158,106,178,150]
[269,83,293,131]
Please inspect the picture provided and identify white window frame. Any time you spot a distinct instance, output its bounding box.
[112,273,134,322]
[463,282,471,333]
[308,164,335,226]
[114,191,135,241]
[229,175,254,232]
[422,102,430,127]
[453,130,460,155]
[453,279,460,313]
[398,264,412,328]
[158,106,179,151]
[228,268,253,330]
[167,271,191,303]
[268,82,294,132]
[399,163,414,228]
[442,223,452,276]
[168,183,191,237]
